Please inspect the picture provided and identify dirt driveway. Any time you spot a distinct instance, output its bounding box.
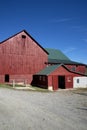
[0,88,87,130]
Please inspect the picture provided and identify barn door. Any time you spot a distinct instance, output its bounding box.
[58,76,65,89]
[52,76,58,90]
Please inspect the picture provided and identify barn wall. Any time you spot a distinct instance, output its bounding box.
[33,66,84,90]
[47,75,53,90]
[66,65,86,74]
[65,75,73,89]
[52,76,58,90]
[0,75,4,83]
[10,74,33,84]
[48,66,83,90]
[0,74,33,84]
[0,31,48,84]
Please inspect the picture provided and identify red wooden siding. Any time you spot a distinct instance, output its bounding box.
[52,76,58,90]
[66,65,86,74]
[47,66,83,90]
[33,65,84,90]
[49,66,83,90]
[0,31,48,83]
[0,30,86,90]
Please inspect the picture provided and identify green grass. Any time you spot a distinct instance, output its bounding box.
[0,83,13,89]
[1,83,87,92]
[0,83,27,88]
[0,83,49,92]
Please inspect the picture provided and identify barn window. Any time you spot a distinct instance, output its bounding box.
[22,35,26,39]
[5,74,9,82]
[71,66,76,71]
[77,79,79,83]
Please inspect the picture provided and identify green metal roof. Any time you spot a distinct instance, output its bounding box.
[45,48,86,65]
[36,64,61,75]
[36,64,87,76]
[45,48,70,61]
[47,59,84,65]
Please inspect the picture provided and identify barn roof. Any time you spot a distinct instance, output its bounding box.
[45,48,86,65]
[47,59,84,65]
[45,48,70,61]
[36,64,86,76]
[0,30,49,55]
[36,64,61,75]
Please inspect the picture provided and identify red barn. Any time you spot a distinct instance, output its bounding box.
[0,30,87,90]
[33,49,87,90]
[0,30,48,84]
[33,64,85,90]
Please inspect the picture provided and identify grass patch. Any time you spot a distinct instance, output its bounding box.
[0,84,87,93]
[0,83,28,88]
[0,83,13,89]
[0,83,50,92]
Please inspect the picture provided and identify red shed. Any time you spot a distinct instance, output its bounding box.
[0,30,48,84]
[33,64,86,90]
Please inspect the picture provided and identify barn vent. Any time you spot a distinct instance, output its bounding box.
[22,35,26,39]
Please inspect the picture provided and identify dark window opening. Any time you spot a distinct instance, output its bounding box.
[5,74,9,82]
[77,79,79,83]
[71,67,76,71]
[22,35,26,39]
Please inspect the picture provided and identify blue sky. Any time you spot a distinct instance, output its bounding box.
[0,0,87,64]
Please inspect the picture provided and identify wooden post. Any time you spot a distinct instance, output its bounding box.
[13,80,15,88]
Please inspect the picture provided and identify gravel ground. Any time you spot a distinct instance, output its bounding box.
[0,88,87,130]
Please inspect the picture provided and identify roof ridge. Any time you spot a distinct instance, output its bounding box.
[0,30,49,55]
[0,29,26,44]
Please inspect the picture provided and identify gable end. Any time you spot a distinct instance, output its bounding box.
[0,30,49,55]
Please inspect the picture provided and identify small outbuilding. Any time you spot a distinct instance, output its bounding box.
[33,64,85,90]
[73,77,87,88]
